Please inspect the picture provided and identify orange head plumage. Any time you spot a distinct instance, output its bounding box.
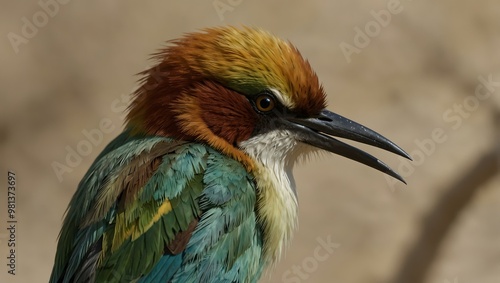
[126,26,325,168]
[127,26,410,179]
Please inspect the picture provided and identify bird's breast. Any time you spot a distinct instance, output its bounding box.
[253,162,298,265]
[239,130,300,266]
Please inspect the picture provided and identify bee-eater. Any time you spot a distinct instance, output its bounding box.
[50,26,410,283]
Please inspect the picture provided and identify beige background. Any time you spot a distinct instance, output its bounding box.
[1,1,499,282]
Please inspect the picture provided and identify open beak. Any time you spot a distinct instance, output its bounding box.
[286,109,411,183]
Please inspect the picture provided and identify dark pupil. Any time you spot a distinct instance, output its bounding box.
[259,97,271,109]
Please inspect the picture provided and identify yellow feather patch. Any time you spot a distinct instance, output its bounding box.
[131,199,172,240]
[111,198,172,253]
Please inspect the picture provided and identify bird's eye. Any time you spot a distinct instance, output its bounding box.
[255,95,275,112]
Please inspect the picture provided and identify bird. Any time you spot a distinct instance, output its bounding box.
[49,26,410,283]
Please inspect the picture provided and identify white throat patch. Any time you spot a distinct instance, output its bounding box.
[239,129,309,265]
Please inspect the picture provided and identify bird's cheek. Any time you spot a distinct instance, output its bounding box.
[200,100,257,145]
[174,80,257,146]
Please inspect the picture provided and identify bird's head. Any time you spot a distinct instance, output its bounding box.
[127,26,410,182]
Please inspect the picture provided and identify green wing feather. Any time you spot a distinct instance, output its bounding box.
[50,132,207,282]
[50,130,265,283]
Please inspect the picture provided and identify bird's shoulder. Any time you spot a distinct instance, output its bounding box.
[51,131,259,283]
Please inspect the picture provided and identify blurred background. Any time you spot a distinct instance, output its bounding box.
[1,1,499,282]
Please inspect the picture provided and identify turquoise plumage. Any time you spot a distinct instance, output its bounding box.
[50,131,265,282]
[50,26,409,283]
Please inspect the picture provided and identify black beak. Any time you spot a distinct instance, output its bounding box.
[286,109,411,183]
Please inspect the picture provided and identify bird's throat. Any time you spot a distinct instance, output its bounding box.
[239,130,300,265]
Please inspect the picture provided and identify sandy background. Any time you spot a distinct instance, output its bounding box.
[1,1,499,282]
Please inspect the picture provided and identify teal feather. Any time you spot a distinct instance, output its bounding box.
[52,131,168,283]
[50,130,266,283]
